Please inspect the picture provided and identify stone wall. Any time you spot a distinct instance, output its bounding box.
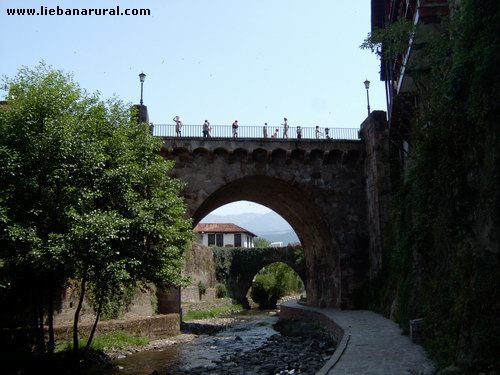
[279,303,344,345]
[0,314,181,352]
[181,286,217,303]
[183,243,216,289]
[181,297,233,316]
[53,314,181,341]
[360,111,391,281]
[53,284,157,326]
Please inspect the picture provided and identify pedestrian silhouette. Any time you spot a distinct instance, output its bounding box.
[297,126,302,139]
[173,115,183,136]
[232,120,239,138]
[283,117,289,139]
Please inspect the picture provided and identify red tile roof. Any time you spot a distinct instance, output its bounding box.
[194,223,256,237]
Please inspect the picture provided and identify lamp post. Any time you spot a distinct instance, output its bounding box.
[139,72,146,105]
[364,79,371,116]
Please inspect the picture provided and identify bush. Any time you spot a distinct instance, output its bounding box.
[250,263,304,309]
[215,283,228,298]
[197,281,207,300]
[251,274,279,309]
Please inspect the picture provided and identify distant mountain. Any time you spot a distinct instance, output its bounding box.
[200,213,262,226]
[200,211,300,245]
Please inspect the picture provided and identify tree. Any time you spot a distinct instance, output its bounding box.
[253,237,271,248]
[0,62,192,356]
[251,262,304,309]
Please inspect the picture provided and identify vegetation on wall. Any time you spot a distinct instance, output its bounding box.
[364,1,500,373]
[212,246,304,291]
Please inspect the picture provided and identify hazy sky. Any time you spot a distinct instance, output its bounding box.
[211,201,271,215]
[1,0,385,217]
[1,0,384,129]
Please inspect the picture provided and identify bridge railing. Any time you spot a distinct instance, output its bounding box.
[152,124,360,140]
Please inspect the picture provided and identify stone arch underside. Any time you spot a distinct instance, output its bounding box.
[165,141,370,308]
[188,174,368,308]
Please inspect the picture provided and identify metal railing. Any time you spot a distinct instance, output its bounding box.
[152,124,360,141]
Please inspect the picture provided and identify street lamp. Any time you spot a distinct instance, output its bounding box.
[139,72,146,105]
[364,79,371,116]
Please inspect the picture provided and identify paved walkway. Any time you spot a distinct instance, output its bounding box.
[281,301,436,375]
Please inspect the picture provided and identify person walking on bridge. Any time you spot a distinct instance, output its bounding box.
[282,117,289,139]
[297,126,302,139]
[232,120,239,138]
[173,115,183,136]
[203,120,211,138]
[263,122,268,138]
[315,125,323,139]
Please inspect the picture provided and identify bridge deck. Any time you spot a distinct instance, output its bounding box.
[153,124,360,141]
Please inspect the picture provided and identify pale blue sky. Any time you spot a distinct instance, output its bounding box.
[211,201,271,215]
[1,0,384,129]
[1,0,385,217]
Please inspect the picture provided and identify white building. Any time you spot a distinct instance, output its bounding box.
[194,223,256,248]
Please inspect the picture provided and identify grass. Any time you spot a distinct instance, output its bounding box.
[55,330,149,352]
[182,304,244,321]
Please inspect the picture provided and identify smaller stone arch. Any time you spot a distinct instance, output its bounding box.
[213,246,306,308]
[290,149,305,163]
[271,148,288,165]
[324,149,343,165]
[310,149,325,161]
[212,147,229,162]
[193,147,209,163]
[172,147,190,163]
[232,148,249,163]
[252,148,268,163]
[342,149,363,166]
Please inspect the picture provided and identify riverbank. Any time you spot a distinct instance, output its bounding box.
[108,309,336,374]
[105,315,239,361]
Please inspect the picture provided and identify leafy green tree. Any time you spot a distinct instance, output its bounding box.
[0,62,192,356]
[253,237,271,248]
[251,262,304,309]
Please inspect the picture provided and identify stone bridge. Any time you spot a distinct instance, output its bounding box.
[213,246,306,307]
[160,112,391,309]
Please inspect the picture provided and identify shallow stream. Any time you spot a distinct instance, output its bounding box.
[109,310,280,374]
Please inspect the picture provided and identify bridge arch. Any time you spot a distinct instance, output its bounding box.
[192,174,342,307]
[161,123,391,309]
[213,246,306,307]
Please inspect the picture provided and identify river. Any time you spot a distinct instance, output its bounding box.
[100,309,336,375]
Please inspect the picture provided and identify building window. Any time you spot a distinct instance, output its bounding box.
[234,233,242,247]
[216,233,224,247]
[208,234,215,246]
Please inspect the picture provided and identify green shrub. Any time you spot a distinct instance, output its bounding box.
[215,283,228,298]
[197,280,207,299]
[251,263,304,309]
[251,274,276,309]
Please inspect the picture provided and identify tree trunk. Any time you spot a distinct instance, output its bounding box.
[47,281,55,355]
[36,284,45,355]
[32,284,45,355]
[84,288,105,354]
[73,267,88,354]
